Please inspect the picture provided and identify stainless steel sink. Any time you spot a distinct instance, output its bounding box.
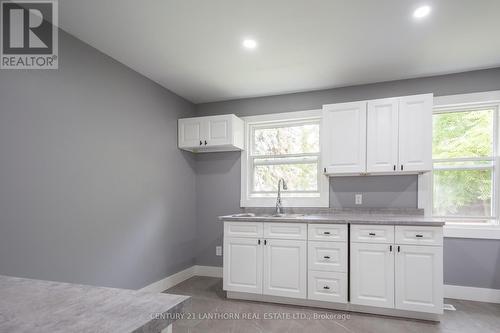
[267,213,305,218]
[231,213,256,217]
[230,213,305,219]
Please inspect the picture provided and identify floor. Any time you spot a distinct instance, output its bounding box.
[164,276,500,333]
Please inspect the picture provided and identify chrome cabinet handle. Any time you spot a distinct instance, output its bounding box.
[415,234,423,238]
[369,232,376,236]
[323,231,331,235]
[323,256,330,259]
[199,140,203,145]
[323,286,330,290]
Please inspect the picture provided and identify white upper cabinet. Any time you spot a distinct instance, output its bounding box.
[178,117,203,148]
[323,93,433,175]
[322,101,367,174]
[398,94,433,172]
[178,114,244,152]
[366,98,399,173]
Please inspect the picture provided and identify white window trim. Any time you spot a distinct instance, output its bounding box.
[240,109,329,208]
[420,90,500,239]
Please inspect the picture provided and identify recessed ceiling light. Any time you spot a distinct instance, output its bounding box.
[242,39,257,49]
[413,5,431,19]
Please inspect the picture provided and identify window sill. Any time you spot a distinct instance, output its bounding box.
[444,224,500,240]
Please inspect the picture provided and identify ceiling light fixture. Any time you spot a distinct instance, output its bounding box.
[413,5,431,19]
[242,39,257,49]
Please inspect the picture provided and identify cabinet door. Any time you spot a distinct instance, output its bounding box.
[205,115,232,146]
[322,102,367,174]
[178,118,203,148]
[263,239,307,299]
[395,245,443,314]
[398,94,433,172]
[223,237,263,294]
[350,242,394,308]
[367,98,399,173]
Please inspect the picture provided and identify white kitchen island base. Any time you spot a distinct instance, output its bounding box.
[227,291,442,322]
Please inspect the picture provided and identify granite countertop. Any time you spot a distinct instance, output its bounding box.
[219,210,445,226]
[0,275,190,333]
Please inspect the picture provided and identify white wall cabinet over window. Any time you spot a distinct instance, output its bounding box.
[178,114,244,152]
[322,94,433,175]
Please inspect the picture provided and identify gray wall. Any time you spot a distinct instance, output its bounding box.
[0,31,197,290]
[195,68,500,289]
[330,176,417,208]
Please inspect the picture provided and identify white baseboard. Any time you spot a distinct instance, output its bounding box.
[445,284,500,304]
[139,266,196,293]
[194,265,223,278]
[139,265,222,293]
[141,267,500,305]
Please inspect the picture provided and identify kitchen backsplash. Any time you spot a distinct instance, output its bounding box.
[329,175,418,209]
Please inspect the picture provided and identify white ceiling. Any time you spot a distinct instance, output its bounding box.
[60,0,500,103]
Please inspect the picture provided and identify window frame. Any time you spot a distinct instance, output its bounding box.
[420,91,500,239]
[431,105,498,222]
[240,110,329,208]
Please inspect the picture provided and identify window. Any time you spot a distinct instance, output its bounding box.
[432,105,498,224]
[241,111,329,207]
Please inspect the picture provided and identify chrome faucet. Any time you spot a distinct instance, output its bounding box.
[275,178,288,215]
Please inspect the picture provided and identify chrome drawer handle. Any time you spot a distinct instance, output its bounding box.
[323,231,331,235]
[369,232,376,236]
[323,286,330,290]
[323,256,330,259]
[415,234,423,238]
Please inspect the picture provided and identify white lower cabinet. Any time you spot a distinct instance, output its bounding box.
[223,237,263,294]
[308,271,347,303]
[223,222,307,299]
[308,241,347,272]
[350,225,443,314]
[263,239,307,299]
[307,224,348,303]
[224,222,443,317]
[395,245,443,313]
[350,242,395,308]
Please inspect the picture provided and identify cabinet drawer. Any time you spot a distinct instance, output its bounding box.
[395,226,443,246]
[308,241,347,272]
[224,222,263,238]
[351,225,394,244]
[308,224,347,242]
[263,223,307,240]
[308,271,347,303]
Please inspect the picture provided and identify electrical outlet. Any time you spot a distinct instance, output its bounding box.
[216,246,222,256]
[355,193,363,205]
